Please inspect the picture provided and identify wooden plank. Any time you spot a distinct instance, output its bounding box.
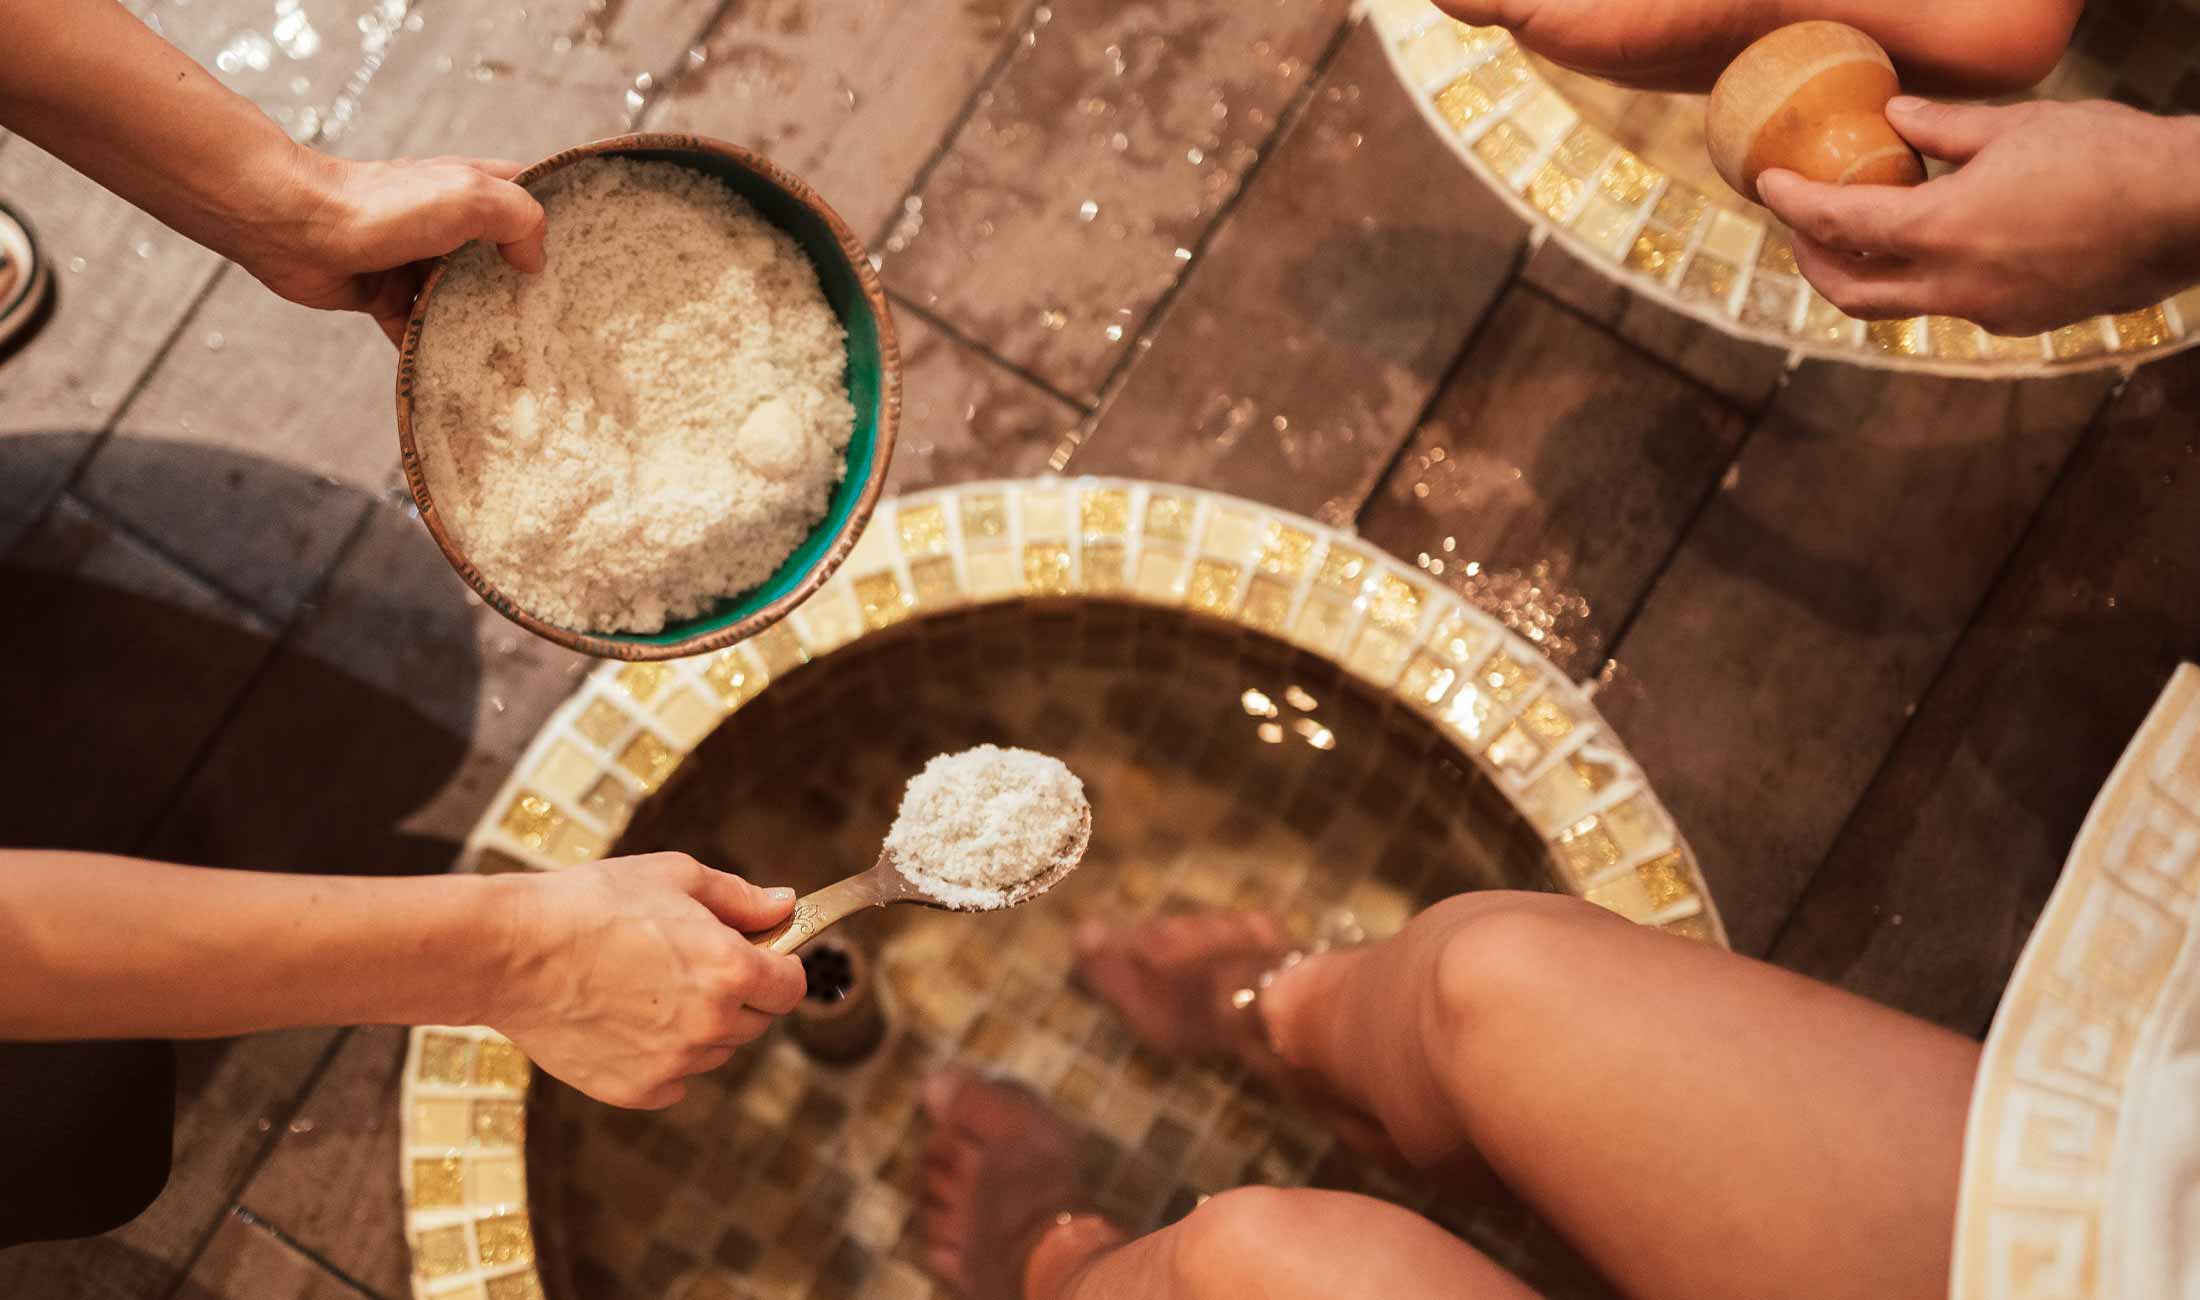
[1596,366,2115,954]
[144,499,589,872]
[881,0,1355,402]
[1069,22,1527,522]
[1521,241,1789,411]
[1768,349,2200,1031]
[647,0,1025,241]
[0,1032,345,1300]
[0,0,441,551]
[72,0,728,623]
[0,148,222,550]
[179,1210,374,1300]
[234,1028,412,1300]
[1355,288,1748,680]
[887,311,1084,494]
[336,0,725,162]
[0,495,273,852]
[75,272,395,620]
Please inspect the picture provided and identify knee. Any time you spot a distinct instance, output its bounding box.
[1168,1187,1304,1298]
[1422,893,1610,1046]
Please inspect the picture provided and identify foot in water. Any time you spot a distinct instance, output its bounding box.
[1073,909,1401,1160]
[917,1066,1118,1300]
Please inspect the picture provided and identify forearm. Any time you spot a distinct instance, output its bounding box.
[0,851,517,1040]
[0,0,325,267]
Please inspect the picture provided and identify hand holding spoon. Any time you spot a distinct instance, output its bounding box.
[747,746,1091,955]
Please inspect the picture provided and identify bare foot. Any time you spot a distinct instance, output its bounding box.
[918,1067,1107,1300]
[1075,910,1403,1160]
[1073,910,1293,1077]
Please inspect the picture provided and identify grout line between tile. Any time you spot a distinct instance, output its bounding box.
[1059,10,1361,471]
[125,496,385,855]
[1513,277,1759,420]
[230,1204,399,1300]
[1344,240,1534,530]
[1754,380,2126,982]
[885,290,1093,414]
[155,1028,361,1300]
[862,0,1051,251]
[54,489,284,633]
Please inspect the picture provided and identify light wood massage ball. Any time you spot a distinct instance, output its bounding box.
[1706,21,1926,205]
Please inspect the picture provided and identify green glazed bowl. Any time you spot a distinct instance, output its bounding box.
[396,132,901,661]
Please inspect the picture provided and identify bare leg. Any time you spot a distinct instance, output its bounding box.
[916,1066,1537,1300]
[1435,0,2081,95]
[1138,892,1977,1300]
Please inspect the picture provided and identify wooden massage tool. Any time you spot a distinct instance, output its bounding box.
[1706,21,1926,205]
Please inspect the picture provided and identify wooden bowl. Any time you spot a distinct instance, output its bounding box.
[395,132,901,662]
[1706,21,1925,205]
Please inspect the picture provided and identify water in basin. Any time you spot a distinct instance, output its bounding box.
[524,599,1614,1300]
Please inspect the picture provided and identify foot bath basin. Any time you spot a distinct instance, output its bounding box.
[1367,0,2200,375]
[396,478,1724,1300]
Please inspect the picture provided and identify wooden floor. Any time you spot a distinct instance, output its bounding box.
[3,0,2197,1295]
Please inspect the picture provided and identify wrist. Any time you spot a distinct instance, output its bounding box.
[217,137,348,277]
[459,872,540,1029]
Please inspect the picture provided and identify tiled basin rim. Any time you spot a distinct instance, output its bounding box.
[396,477,1726,1300]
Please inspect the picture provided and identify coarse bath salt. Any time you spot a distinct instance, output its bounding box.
[885,746,1089,910]
[410,156,855,633]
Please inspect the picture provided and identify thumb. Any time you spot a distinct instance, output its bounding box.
[1884,96,2026,164]
[417,164,546,273]
[687,868,797,931]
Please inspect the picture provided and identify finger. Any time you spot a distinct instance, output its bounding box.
[628,1080,686,1110]
[687,866,797,931]
[456,161,549,273]
[711,1007,777,1047]
[684,1043,740,1075]
[462,158,528,181]
[1789,233,1938,320]
[738,946,808,1016]
[1884,96,2029,164]
[1757,170,1929,256]
[365,264,427,348]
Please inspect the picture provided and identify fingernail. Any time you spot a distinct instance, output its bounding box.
[766,887,796,902]
[1887,96,1926,114]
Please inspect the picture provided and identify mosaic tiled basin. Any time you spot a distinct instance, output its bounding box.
[1368,0,2200,375]
[397,478,1725,1300]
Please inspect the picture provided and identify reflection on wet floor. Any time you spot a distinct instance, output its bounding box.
[532,601,1615,1300]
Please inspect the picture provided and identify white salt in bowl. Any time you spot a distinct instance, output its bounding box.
[395,133,901,661]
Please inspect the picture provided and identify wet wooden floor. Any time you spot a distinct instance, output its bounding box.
[2,0,2196,1295]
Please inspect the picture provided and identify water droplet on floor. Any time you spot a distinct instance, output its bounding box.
[1104,324,1123,341]
[1041,309,1068,331]
[205,331,226,352]
[624,87,645,113]
[134,240,154,259]
[1110,132,1129,151]
[1186,146,1204,165]
[288,1117,316,1135]
[67,256,87,274]
[1077,200,1099,221]
[633,70,653,91]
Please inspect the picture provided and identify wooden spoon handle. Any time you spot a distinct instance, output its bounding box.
[746,869,893,955]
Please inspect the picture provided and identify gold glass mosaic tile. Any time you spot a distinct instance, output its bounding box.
[1471,121,1535,179]
[1374,4,2197,374]
[895,502,950,556]
[1080,488,1130,539]
[1434,75,1495,129]
[1143,492,1194,543]
[406,479,1723,1300]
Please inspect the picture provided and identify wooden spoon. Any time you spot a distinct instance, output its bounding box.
[747,807,1093,955]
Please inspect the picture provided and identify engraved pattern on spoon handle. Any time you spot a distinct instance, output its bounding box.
[745,865,896,955]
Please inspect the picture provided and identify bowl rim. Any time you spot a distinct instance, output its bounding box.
[394,131,902,662]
